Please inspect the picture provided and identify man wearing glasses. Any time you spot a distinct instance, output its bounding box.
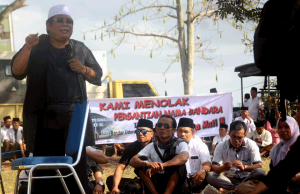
[107,119,154,194]
[11,4,102,194]
[130,115,189,194]
[206,121,265,194]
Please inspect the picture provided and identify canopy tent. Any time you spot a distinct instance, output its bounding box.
[234,63,277,107]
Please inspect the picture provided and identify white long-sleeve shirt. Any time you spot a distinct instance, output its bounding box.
[247,129,272,147]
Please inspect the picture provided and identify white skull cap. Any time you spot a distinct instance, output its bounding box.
[48,4,71,19]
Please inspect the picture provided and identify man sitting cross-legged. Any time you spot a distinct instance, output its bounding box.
[6,118,26,159]
[129,115,189,194]
[177,117,211,194]
[247,120,275,157]
[206,120,265,194]
[106,119,154,194]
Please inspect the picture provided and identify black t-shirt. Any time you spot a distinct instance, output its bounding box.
[46,43,81,105]
[119,140,143,166]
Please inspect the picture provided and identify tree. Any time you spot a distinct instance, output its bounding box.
[85,0,224,95]
[0,0,27,23]
[214,0,266,52]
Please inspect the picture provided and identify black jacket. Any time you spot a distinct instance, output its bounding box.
[11,34,102,152]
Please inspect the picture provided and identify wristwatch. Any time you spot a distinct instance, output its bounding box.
[96,181,104,186]
[143,161,148,171]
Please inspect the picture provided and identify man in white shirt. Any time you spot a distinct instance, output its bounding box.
[247,120,275,157]
[235,107,256,135]
[247,87,264,121]
[6,118,25,159]
[1,116,13,152]
[212,123,230,153]
[177,117,211,193]
[130,115,189,194]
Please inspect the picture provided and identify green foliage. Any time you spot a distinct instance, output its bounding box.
[214,0,262,23]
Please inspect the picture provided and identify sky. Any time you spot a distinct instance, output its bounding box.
[2,0,268,106]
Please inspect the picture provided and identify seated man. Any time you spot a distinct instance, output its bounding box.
[212,123,230,153]
[1,116,12,152]
[129,115,189,194]
[247,120,275,157]
[6,118,25,159]
[177,117,211,193]
[107,119,154,194]
[86,146,108,194]
[206,120,265,194]
[235,107,256,135]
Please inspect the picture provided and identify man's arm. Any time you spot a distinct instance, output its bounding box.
[68,59,96,82]
[211,144,216,152]
[111,163,126,194]
[246,131,254,140]
[93,171,104,194]
[232,160,262,171]
[261,132,272,147]
[12,33,39,76]
[249,120,256,131]
[4,140,10,152]
[83,47,103,85]
[192,162,211,185]
[211,162,232,174]
[162,151,189,168]
[86,148,108,164]
[19,143,25,157]
[129,154,163,170]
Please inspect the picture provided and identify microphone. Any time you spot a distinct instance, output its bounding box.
[65,44,76,73]
[65,44,73,60]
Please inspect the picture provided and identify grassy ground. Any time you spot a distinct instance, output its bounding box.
[0,156,271,194]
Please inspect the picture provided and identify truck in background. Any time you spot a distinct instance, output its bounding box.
[0,51,159,123]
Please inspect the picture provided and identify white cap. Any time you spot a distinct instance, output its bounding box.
[48,4,71,19]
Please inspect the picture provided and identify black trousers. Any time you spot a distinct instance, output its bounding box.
[151,164,188,194]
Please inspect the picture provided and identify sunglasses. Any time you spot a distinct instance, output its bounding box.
[53,18,74,24]
[156,123,172,129]
[135,129,153,135]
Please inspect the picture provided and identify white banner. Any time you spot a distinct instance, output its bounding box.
[90,92,233,145]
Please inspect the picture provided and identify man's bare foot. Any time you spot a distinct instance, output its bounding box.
[112,154,117,157]
[219,188,233,194]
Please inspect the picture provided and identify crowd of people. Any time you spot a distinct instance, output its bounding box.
[2,2,300,194]
[2,109,300,193]
[1,116,26,159]
[2,78,299,194]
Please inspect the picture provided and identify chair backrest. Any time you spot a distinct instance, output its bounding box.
[65,100,89,166]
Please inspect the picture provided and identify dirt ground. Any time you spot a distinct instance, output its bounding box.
[1,155,132,194]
